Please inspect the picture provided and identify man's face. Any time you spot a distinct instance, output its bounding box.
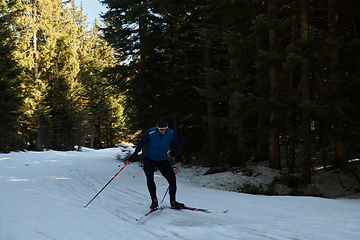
[157,126,168,135]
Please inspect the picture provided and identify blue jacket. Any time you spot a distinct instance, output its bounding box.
[134,127,181,161]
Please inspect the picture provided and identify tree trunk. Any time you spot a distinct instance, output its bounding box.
[268,0,280,170]
[172,38,178,135]
[138,0,148,62]
[255,35,269,163]
[228,45,245,166]
[202,2,217,165]
[33,0,42,151]
[256,114,269,162]
[329,0,348,165]
[287,15,297,173]
[300,0,312,184]
[90,125,94,149]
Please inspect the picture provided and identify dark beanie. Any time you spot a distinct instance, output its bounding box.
[157,118,168,127]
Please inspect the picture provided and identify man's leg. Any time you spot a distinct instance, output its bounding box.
[144,157,157,201]
[156,160,177,202]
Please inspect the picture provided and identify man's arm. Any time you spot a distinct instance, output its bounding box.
[134,129,150,153]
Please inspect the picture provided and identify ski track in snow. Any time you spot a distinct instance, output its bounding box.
[1,148,360,240]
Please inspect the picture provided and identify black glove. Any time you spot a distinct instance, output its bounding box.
[128,152,138,162]
[176,155,184,162]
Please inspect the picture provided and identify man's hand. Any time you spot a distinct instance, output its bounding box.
[176,155,184,162]
[128,152,138,162]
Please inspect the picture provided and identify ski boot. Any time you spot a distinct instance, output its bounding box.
[171,201,185,209]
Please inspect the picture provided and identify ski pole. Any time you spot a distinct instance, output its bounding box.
[84,161,130,208]
[160,161,181,203]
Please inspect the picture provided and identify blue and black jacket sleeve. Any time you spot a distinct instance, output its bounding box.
[134,129,150,153]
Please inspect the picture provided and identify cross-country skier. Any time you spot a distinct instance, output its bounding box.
[128,118,185,210]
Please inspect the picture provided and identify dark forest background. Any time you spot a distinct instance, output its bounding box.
[1,0,360,184]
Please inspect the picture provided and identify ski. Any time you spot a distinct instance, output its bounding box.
[172,206,210,213]
[136,207,165,221]
[168,206,228,214]
[136,205,227,221]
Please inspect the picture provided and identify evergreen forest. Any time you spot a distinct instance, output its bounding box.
[1,0,360,184]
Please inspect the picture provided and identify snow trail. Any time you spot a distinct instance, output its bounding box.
[1,147,360,239]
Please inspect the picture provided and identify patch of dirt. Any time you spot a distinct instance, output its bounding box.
[309,165,360,199]
[177,156,360,199]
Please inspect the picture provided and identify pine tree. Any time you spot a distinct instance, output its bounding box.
[102,0,208,156]
[12,0,65,150]
[102,0,170,133]
[328,0,348,166]
[299,0,312,184]
[82,19,122,148]
[0,0,23,152]
[49,0,83,150]
[100,0,360,177]
[158,0,206,155]
[197,0,219,166]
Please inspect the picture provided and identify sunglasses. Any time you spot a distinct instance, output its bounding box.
[157,126,168,131]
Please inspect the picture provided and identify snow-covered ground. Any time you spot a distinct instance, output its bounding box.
[1,146,359,240]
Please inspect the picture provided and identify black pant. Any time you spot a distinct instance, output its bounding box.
[144,157,177,202]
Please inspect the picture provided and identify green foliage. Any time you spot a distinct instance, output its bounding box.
[2,0,360,190]
[237,182,277,196]
[0,1,23,152]
[81,20,124,149]
[288,187,323,198]
[1,0,125,151]
[99,0,360,180]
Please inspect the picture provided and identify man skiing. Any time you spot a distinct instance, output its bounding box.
[129,118,185,210]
